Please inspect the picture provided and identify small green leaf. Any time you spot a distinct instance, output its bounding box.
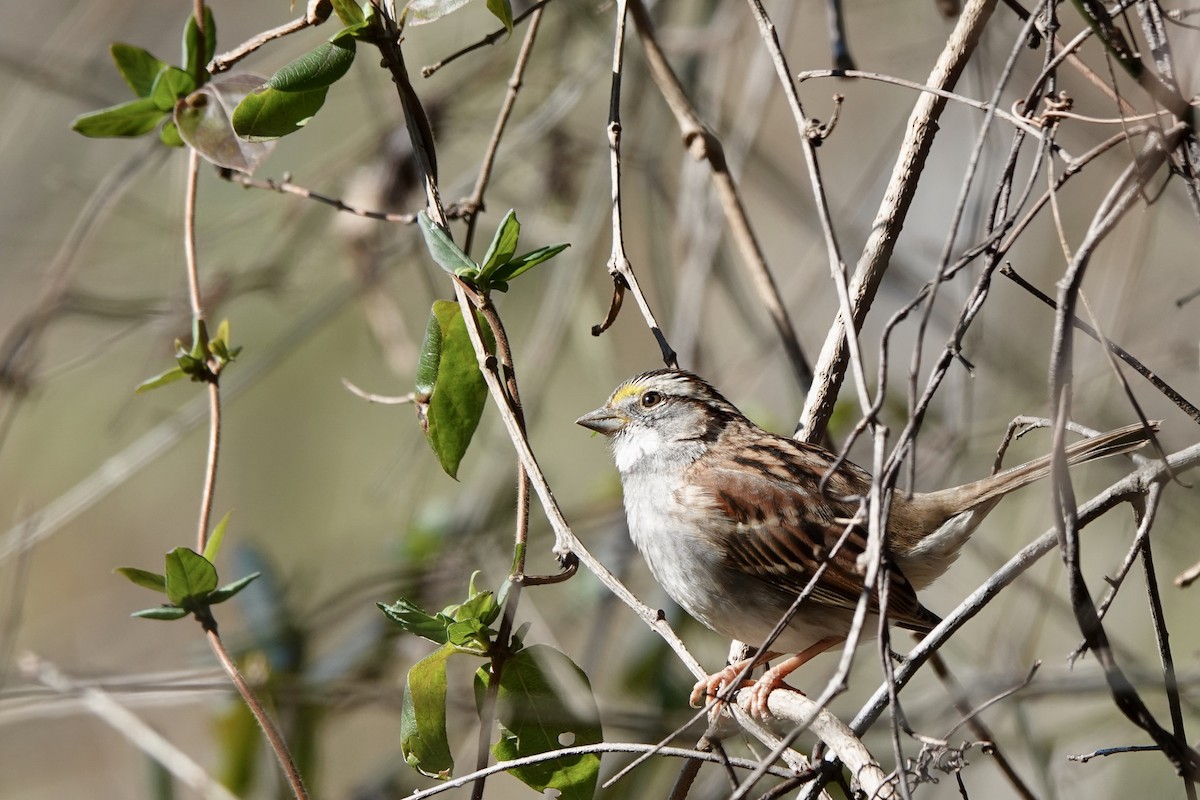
[110,43,169,97]
[232,84,329,141]
[208,572,262,604]
[182,5,218,79]
[330,0,367,26]
[378,598,451,645]
[407,0,471,25]
[268,38,356,93]
[490,243,569,284]
[164,547,218,607]
[486,0,514,33]
[150,66,197,112]
[401,644,456,779]
[415,301,494,478]
[115,567,167,593]
[72,97,167,138]
[445,618,491,651]
[133,606,189,621]
[417,212,479,278]
[479,209,520,278]
[486,645,602,800]
[202,510,234,562]
[160,120,185,147]
[135,366,187,394]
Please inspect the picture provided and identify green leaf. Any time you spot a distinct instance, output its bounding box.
[486,645,602,800]
[417,212,478,279]
[150,66,196,112]
[133,606,189,621]
[486,0,514,33]
[479,209,520,278]
[182,5,218,79]
[208,572,261,604]
[160,120,185,147]
[202,510,234,562]
[407,0,471,25]
[71,97,167,138]
[164,547,218,607]
[378,598,451,645]
[175,74,276,173]
[330,0,367,27]
[115,567,167,593]
[135,366,187,394]
[490,243,569,285]
[232,84,329,141]
[268,38,355,93]
[401,644,456,779]
[110,44,169,97]
[415,300,494,478]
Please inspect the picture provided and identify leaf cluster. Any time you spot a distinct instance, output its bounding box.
[116,512,260,623]
[136,318,240,394]
[379,575,600,798]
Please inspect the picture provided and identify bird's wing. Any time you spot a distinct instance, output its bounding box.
[682,441,939,633]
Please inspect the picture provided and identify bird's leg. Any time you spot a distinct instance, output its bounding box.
[745,636,844,716]
[689,651,776,708]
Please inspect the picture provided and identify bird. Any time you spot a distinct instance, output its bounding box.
[576,368,1156,713]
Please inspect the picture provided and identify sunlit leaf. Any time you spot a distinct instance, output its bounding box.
[268,38,355,92]
[150,66,196,112]
[159,120,185,147]
[202,509,234,563]
[164,547,218,606]
[484,645,602,800]
[208,572,262,604]
[110,43,169,97]
[490,243,569,285]
[486,0,514,33]
[415,300,494,478]
[417,212,478,278]
[72,97,167,138]
[330,0,366,26]
[378,598,451,645]
[132,606,189,621]
[115,567,167,593]
[407,0,471,25]
[232,84,329,141]
[479,209,520,278]
[401,644,456,779]
[182,4,218,79]
[135,365,187,394]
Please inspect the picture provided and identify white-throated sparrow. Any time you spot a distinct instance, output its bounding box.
[577,369,1155,711]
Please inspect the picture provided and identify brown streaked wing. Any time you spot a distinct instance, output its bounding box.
[683,452,939,633]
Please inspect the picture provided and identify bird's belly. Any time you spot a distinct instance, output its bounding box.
[625,490,869,655]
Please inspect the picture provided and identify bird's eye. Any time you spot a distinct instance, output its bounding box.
[641,391,662,408]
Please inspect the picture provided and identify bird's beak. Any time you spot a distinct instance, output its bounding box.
[576,405,626,435]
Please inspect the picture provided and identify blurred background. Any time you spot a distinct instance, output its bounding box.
[1,0,1198,797]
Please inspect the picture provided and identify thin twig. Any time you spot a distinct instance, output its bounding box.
[341,379,415,404]
[208,13,319,74]
[21,654,240,800]
[206,630,309,798]
[630,0,813,390]
[797,0,998,440]
[460,5,546,254]
[420,1,551,77]
[744,0,869,433]
[221,171,418,223]
[593,0,678,367]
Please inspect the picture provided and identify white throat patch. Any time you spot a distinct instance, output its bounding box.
[612,425,663,473]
